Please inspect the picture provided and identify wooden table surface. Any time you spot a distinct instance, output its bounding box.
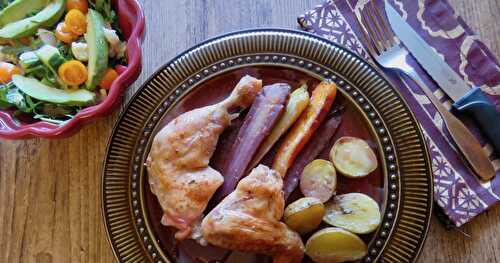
[1,0,499,262]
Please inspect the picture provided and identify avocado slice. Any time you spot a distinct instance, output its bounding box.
[0,0,65,40]
[0,0,49,27]
[85,9,109,90]
[12,75,96,106]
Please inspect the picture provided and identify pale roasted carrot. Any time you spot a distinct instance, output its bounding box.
[248,85,310,171]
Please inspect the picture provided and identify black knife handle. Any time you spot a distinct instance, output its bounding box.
[453,87,500,154]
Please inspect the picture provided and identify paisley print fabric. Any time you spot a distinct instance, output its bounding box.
[298,0,500,226]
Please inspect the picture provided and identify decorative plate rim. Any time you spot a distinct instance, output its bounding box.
[102,28,433,263]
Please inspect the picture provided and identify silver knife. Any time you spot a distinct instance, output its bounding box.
[385,1,500,155]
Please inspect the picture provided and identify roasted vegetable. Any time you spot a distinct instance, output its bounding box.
[212,83,291,202]
[12,75,95,106]
[272,80,337,176]
[65,9,87,36]
[284,197,325,234]
[67,0,89,14]
[323,193,381,234]
[90,0,116,23]
[71,42,88,61]
[0,61,21,83]
[282,111,342,199]
[330,136,378,178]
[300,159,337,202]
[305,227,368,263]
[103,28,125,58]
[0,0,65,41]
[37,29,57,47]
[85,9,109,90]
[58,60,87,86]
[55,22,78,44]
[99,67,118,89]
[248,85,309,170]
[209,115,245,173]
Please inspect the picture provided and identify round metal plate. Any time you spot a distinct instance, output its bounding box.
[102,28,433,263]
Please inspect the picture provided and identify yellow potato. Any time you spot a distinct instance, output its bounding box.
[306,227,368,263]
[300,159,337,202]
[330,136,378,178]
[284,197,325,234]
[323,193,381,234]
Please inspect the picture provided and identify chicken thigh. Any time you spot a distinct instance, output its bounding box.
[202,165,305,263]
[146,75,263,240]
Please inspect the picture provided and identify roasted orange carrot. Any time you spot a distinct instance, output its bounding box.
[272,80,337,177]
[283,112,342,199]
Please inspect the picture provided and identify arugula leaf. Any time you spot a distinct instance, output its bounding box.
[94,0,105,10]
[0,82,40,113]
[90,0,117,23]
[9,89,39,113]
[23,94,39,113]
[57,42,74,60]
[25,64,49,79]
[0,84,12,108]
[0,81,80,123]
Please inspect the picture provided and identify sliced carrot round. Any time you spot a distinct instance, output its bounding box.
[65,9,87,36]
[99,68,119,89]
[58,60,88,86]
[0,62,22,84]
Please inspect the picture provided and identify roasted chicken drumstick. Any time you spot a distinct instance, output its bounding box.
[146,75,263,240]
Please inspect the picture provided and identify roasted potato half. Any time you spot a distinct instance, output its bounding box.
[323,193,381,234]
[305,227,368,263]
[284,197,325,234]
[300,159,337,202]
[330,136,377,178]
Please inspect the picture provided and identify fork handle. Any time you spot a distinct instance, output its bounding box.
[402,72,495,180]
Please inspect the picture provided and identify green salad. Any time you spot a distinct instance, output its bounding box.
[0,0,126,124]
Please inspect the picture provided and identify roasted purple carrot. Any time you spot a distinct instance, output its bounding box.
[248,85,310,171]
[210,116,245,173]
[283,113,342,200]
[213,83,291,202]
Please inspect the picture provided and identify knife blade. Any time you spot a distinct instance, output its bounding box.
[385,2,468,101]
[385,1,500,155]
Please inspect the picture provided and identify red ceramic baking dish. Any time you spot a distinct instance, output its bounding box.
[0,0,145,139]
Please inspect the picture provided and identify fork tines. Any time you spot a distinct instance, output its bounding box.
[356,1,396,56]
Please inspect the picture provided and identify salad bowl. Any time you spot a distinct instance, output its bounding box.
[0,0,145,139]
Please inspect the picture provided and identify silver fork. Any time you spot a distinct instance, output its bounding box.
[357,1,494,180]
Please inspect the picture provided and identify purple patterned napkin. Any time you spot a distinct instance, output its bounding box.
[298,0,500,226]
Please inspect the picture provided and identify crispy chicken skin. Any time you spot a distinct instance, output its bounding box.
[146,76,263,240]
[202,165,305,263]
